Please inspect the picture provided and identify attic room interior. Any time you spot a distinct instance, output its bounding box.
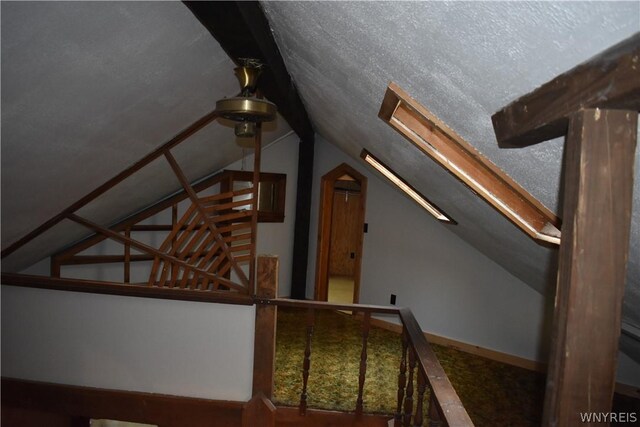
[1,1,639,426]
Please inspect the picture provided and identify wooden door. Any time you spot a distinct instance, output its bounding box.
[329,191,361,276]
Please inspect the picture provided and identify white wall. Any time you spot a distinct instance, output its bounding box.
[1,285,255,401]
[305,136,640,387]
[306,136,547,360]
[2,133,300,398]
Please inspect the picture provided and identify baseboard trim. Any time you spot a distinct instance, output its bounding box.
[1,377,244,427]
[276,405,391,426]
[355,313,640,400]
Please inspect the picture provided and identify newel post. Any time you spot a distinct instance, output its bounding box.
[244,255,278,427]
[252,255,279,398]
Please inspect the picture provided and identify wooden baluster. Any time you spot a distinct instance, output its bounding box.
[171,204,177,279]
[414,368,427,426]
[403,347,416,427]
[395,327,409,427]
[355,311,371,416]
[300,308,315,415]
[124,227,131,283]
[428,392,443,427]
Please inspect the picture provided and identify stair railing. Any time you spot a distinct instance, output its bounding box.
[259,298,475,427]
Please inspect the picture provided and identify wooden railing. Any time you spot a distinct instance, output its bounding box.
[256,297,474,427]
[2,255,474,426]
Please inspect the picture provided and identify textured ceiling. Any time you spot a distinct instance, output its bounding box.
[1,1,639,360]
[260,1,640,334]
[1,1,291,271]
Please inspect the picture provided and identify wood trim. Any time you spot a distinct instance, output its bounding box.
[358,311,640,400]
[249,126,262,292]
[314,163,367,303]
[123,228,131,283]
[253,256,279,398]
[379,82,561,246]
[1,273,253,306]
[164,151,250,288]
[267,298,399,315]
[492,33,640,148]
[360,148,455,224]
[275,406,391,426]
[243,393,275,427]
[398,308,474,426]
[1,377,243,427]
[67,214,245,292]
[222,169,287,223]
[359,313,546,372]
[542,109,637,426]
[2,109,220,259]
[52,169,230,262]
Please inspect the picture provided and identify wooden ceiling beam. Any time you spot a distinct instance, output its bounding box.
[492,33,640,148]
[184,1,314,141]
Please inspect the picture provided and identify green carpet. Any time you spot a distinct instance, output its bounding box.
[274,308,640,426]
[274,307,545,426]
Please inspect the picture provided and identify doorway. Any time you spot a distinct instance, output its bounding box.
[314,163,367,304]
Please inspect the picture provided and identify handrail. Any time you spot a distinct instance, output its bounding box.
[264,298,474,426]
[0,273,254,306]
[399,307,475,426]
[265,297,400,314]
[2,266,474,426]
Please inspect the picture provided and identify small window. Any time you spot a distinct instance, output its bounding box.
[222,170,286,222]
[379,83,560,245]
[360,149,453,223]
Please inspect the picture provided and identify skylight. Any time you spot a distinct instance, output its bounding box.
[378,82,561,245]
[360,149,453,223]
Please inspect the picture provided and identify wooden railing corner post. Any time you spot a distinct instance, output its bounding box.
[242,392,276,427]
[252,255,279,398]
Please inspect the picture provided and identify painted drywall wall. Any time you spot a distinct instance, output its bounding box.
[26,132,300,296]
[306,136,547,361]
[305,136,640,387]
[1,133,300,398]
[1,285,255,401]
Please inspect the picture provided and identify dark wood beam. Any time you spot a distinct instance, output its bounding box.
[290,136,315,299]
[542,109,637,425]
[492,33,640,148]
[184,1,314,141]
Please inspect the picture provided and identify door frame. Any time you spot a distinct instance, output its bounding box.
[314,163,367,303]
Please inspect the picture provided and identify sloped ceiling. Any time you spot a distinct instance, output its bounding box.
[1,1,639,360]
[1,1,291,271]
[260,1,640,332]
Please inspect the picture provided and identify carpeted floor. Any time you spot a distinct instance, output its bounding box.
[273,307,638,426]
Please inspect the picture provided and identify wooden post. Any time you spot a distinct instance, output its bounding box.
[252,255,279,398]
[250,124,263,294]
[542,109,637,425]
[242,392,276,427]
[124,227,131,283]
